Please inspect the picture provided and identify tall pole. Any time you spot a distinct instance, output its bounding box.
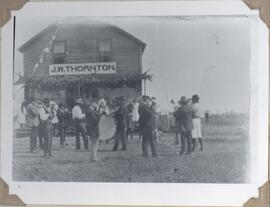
[78,82,81,98]
[143,79,146,95]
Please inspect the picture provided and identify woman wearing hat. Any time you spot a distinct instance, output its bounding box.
[191,94,203,151]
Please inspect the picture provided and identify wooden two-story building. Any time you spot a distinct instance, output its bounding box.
[18,19,146,107]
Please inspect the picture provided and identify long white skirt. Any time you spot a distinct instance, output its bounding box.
[192,118,202,138]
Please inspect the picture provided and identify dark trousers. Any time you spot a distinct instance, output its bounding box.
[141,128,157,157]
[174,131,180,145]
[75,120,88,150]
[59,123,66,146]
[52,123,58,136]
[30,126,38,152]
[38,125,44,149]
[39,123,53,157]
[113,126,127,150]
[180,131,192,154]
[126,127,133,141]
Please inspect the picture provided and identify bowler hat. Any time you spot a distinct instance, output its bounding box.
[142,95,149,102]
[74,98,84,104]
[179,96,187,104]
[118,96,125,103]
[28,97,35,102]
[43,98,50,104]
[192,94,200,102]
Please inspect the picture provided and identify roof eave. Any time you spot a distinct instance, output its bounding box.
[18,23,55,53]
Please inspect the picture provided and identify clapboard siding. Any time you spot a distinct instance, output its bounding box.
[19,20,145,102]
[22,24,142,78]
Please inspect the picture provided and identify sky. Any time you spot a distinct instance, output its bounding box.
[15,16,251,114]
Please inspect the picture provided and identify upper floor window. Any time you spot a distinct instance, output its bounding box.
[84,40,97,49]
[53,41,66,54]
[98,40,112,62]
[53,41,66,64]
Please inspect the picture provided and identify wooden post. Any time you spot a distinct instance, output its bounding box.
[143,79,146,95]
[78,82,81,98]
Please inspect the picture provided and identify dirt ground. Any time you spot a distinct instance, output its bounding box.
[13,115,249,183]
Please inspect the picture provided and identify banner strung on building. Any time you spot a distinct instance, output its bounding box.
[49,62,117,75]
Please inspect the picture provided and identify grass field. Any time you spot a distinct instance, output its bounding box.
[13,114,250,183]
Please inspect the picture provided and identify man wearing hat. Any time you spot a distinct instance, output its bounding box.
[26,97,40,153]
[150,97,159,143]
[191,94,203,151]
[85,98,101,161]
[172,99,183,145]
[36,100,44,149]
[138,95,157,157]
[176,96,194,155]
[112,96,128,151]
[72,98,88,151]
[39,98,54,157]
[57,103,68,147]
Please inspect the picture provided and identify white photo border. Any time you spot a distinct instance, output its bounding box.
[1,1,268,206]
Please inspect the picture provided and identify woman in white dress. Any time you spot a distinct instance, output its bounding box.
[191,94,203,151]
[131,98,140,140]
[132,98,140,127]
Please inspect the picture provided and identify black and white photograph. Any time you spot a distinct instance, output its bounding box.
[12,15,252,183]
[0,1,268,205]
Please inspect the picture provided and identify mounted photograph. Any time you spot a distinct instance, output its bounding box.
[0,1,268,206]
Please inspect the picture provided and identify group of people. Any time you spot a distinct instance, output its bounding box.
[26,98,67,158]
[172,94,203,155]
[24,94,160,160]
[23,93,202,161]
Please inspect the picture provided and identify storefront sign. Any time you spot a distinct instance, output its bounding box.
[49,62,116,75]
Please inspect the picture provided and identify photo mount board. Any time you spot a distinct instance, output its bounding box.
[0,0,269,206]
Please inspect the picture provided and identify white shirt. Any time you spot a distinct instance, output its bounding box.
[193,103,202,118]
[132,102,140,121]
[39,107,50,121]
[51,108,59,124]
[98,99,109,115]
[72,105,85,119]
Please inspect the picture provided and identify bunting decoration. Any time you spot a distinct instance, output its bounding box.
[14,72,26,86]
[33,19,62,73]
[25,73,153,90]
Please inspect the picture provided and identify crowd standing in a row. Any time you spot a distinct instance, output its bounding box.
[23,93,203,161]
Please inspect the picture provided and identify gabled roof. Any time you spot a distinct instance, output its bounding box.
[18,19,146,52]
[18,23,57,52]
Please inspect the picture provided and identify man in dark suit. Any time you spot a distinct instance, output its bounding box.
[86,98,101,161]
[57,103,68,147]
[39,98,53,158]
[112,96,128,151]
[26,97,39,153]
[138,95,157,158]
[175,96,194,155]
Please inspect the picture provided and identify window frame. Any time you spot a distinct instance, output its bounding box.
[98,39,113,62]
[52,40,67,64]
